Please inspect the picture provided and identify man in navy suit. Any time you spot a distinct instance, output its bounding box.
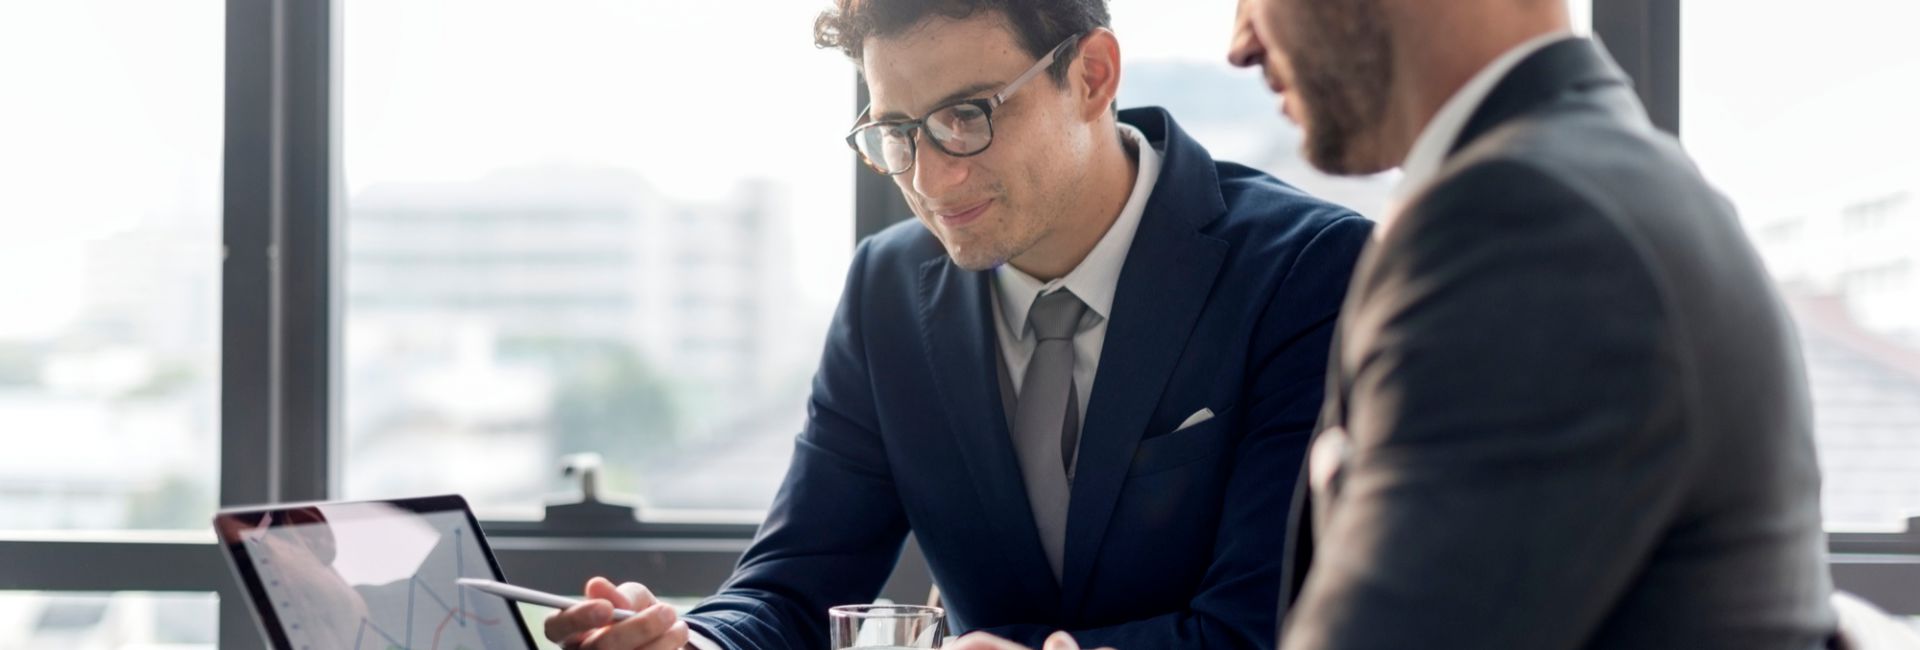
[543,1,1370,648]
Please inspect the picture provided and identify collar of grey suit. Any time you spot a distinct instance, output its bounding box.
[1385,31,1577,236]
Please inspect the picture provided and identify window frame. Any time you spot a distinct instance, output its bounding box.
[0,4,1913,650]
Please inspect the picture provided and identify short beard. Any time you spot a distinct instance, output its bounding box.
[1287,0,1396,175]
[948,247,1009,272]
[944,220,1043,272]
[919,190,1043,272]
[925,174,1063,272]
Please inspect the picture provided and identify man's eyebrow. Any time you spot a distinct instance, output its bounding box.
[874,81,1000,120]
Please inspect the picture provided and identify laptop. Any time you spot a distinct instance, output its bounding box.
[214,494,541,650]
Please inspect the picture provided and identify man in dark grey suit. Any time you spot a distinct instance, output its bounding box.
[1220,0,1838,648]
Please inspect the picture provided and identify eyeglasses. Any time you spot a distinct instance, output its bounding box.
[846,34,1083,176]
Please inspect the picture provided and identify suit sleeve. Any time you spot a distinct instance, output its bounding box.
[974,213,1374,650]
[1280,160,1691,649]
[683,238,911,650]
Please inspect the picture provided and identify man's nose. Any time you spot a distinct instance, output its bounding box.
[1227,0,1265,68]
[911,135,971,198]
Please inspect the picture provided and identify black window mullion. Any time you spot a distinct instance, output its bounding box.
[217,0,336,645]
[1594,0,1681,135]
[221,0,279,512]
[220,0,280,646]
[220,0,335,512]
[276,0,341,505]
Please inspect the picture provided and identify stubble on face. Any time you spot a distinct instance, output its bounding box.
[910,177,1028,271]
[1265,0,1398,175]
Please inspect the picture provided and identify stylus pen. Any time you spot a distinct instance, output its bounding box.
[456,578,641,621]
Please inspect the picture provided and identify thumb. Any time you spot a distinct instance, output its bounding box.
[1042,631,1082,650]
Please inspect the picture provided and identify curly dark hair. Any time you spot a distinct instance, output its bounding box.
[814,0,1110,86]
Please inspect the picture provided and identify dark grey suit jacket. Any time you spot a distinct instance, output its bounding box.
[1278,38,1837,649]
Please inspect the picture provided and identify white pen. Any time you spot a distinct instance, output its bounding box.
[455,578,641,621]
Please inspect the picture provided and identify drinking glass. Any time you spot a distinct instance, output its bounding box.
[829,604,945,649]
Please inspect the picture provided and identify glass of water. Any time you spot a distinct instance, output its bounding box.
[829,604,946,649]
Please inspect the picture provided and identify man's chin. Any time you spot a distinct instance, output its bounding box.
[930,225,1022,271]
[938,239,1008,271]
[947,251,1005,272]
[1303,129,1395,177]
[1308,150,1395,177]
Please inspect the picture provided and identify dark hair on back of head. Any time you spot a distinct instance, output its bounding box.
[814,0,1110,86]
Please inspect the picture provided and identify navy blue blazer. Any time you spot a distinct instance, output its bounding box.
[685,107,1371,650]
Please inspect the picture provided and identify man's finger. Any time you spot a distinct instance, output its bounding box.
[637,620,691,650]
[1042,631,1083,650]
[616,581,661,611]
[544,599,613,642]
[585,577,631,609]
[580,603,679,649]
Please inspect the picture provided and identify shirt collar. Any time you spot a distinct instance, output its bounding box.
[995,122,1162,339]
[1385,31,1575,235]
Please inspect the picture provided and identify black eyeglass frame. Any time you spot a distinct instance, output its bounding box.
[845,33,1084,176]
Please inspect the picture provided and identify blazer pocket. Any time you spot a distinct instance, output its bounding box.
[1129,408,1236,477]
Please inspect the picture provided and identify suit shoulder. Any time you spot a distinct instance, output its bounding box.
[1392,157,1674,329]
[1424,97,1737,267]
[1407,155,1626,252]
[1448,102,1710,222]
[1210,161,1374,259]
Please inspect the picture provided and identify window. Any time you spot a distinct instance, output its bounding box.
[0,2,223,534]
[0,591,217,649]
[340,0,855,520]
[7,5,1919,647]
[1685,0,1920,532]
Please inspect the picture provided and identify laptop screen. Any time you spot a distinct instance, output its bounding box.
[215,496,536,650]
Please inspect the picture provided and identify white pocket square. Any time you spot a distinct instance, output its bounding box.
[1174,408,1215,432]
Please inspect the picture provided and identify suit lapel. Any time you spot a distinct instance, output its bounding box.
[915,256,1063,609]
[1059,110,1231,613]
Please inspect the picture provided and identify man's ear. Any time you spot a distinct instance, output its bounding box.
[1071,28,1123,121]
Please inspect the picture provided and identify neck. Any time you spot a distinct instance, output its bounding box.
[1009,122,1138,281]
[1378,2,1571,164]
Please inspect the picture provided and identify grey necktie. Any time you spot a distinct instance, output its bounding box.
[1012,289,1087,582]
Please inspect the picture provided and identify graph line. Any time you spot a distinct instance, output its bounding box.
[253,525,502,650]
[357,616,406,650]
[456,527,467,628]
[348,575,504,650]
[406,569,417,649]
[433,606,502,650]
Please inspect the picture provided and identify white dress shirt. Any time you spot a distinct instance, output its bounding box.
[1383,31,1575,238]
[685,124,1161,650]
[990,122,1162,427]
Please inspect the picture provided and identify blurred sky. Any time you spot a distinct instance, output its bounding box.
[1683,0,1920,217]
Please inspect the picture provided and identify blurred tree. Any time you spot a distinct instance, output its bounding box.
[118,360,197,401]
[0,342,44,387]
[500,337,680,492]
[126,473,210,530]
